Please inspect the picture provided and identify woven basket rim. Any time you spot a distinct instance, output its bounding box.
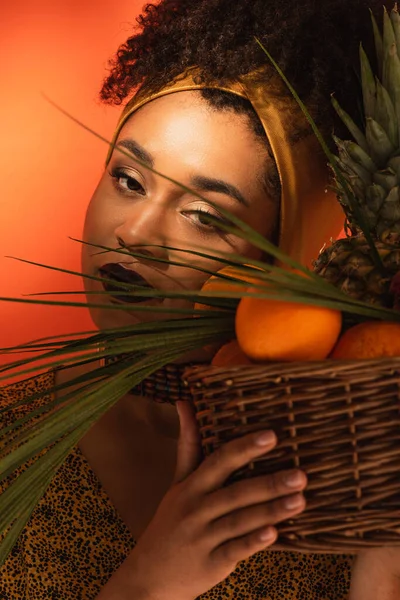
[183,356,400,380]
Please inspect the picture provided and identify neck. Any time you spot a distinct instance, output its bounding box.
[119,391,180,440]
[54,358,180,441]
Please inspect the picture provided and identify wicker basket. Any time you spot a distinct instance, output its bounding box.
[183,358,400,554]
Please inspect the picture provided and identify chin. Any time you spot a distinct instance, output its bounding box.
[88,301,191,332]
[89,305,150,331]
[87,300,216,364]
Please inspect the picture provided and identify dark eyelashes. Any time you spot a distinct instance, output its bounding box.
[185,209,233,238]
[109,167,131,179]
[109,167,145,194]
[191,207,227,227]
[108,166,233,236]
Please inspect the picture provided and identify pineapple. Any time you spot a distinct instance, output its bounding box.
[313,4,400,307]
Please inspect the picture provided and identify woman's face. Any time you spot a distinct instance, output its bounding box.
[81,91,278,330]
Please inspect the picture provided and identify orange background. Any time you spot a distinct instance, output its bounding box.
[0,0,143,378]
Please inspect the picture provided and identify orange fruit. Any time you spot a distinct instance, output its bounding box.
[235,297,342,361]
[211,340,253,366]
[194,265,265,312]
[330,321,400,359]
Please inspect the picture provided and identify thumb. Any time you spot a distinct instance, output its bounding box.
[172,400,203,484]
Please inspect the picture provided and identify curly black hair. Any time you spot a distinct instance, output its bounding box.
[99,0,391,207]
[100,0,389,124]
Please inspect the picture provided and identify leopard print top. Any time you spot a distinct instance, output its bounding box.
[0,371,353,599]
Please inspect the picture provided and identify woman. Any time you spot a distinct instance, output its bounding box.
[0,0,398,598]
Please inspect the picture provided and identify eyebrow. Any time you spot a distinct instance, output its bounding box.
[116,138,249,207]
[116,139,154,167]
[190,175,249,207]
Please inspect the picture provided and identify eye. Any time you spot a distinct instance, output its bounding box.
[110,167,146,195]
[183,207,230,234]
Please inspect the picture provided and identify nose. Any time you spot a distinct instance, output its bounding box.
[114,202,169,265]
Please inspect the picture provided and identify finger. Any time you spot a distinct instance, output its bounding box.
[203,469,307,521]
[187,430,278,496]
[172,400,203,484]
[208,492,306,544]
[211,525,278,569]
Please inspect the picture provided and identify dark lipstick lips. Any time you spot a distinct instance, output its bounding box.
[98,263,156,304]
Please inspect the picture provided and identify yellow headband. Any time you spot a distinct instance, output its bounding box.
[106,68,344,267]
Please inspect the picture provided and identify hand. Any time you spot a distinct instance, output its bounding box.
[122,399,307,600]
[350,546,400,600]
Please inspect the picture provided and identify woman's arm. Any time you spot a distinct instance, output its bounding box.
[94,554,175,600]
[349,547,400,600]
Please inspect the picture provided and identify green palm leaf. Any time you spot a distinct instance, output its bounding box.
[0,344,204,566]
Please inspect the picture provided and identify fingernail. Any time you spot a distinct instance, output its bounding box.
[255,430,276,446]
[284,494,304,510]
[284,470,304,488]
[259,526,275,542]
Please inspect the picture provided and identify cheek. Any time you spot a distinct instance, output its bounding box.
[83,198,105,241]
[81,184,118,271]
[249,196,279,237]
[83,183,118,243]
[238,244,264,262]
[232,201,279,261]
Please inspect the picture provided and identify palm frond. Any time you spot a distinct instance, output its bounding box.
[0,344,203,566]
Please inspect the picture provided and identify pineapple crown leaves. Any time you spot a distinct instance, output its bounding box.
[324,4,400,264]
[255,37,386,276]
[358,6,400,153]
[371,9,384,79]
